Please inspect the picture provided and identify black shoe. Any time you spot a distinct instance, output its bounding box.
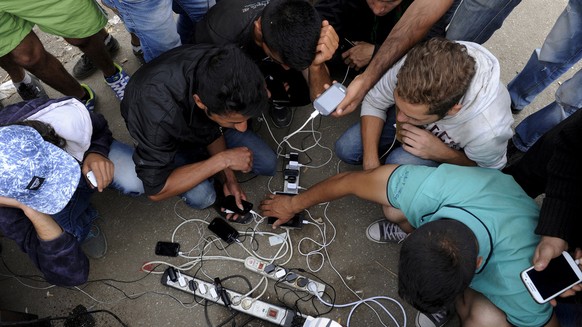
[269,104,292,128]
[17,74,48,100]
[73,36,121,79]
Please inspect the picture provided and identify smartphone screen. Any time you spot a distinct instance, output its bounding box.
[522,252,582,302]
[155,241,180,257]
[221,195,253,215]
[313,83,346,116]
[208,217,239,243]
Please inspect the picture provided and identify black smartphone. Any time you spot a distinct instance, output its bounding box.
[266,192,304,229]
[267,212,304,229]
[155,241,180,257]
[208,217,239,243]
[265,75,290,104]
[221,195,253,215]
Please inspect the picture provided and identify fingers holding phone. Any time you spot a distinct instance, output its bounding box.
[521,251,582,305]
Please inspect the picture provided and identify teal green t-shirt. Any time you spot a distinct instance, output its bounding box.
[387,164,552,327]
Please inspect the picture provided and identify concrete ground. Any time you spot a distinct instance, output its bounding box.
[0,0,575,326]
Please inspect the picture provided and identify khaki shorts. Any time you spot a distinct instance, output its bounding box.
[0,0,108,56]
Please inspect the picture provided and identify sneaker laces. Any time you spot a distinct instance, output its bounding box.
[430,311,447,322]
[381,221,407,242]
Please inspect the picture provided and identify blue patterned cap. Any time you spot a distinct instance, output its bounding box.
[0,125,80,214]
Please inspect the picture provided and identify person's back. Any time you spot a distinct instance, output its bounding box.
[121,44,221,154]
[390,164,554,326]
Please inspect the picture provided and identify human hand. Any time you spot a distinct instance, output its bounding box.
[332,74,367,117]
[533,236,569,271]
[342,42,374,71]
[221,147,253,173]
[260,193,297,228]
[312,20,339,66]
[399,124,444,160]
[222,180,247,221]
[548,248,582,306]
[82,153,114,192]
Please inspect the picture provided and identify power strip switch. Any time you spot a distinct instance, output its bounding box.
[244,257,326,296]
[161,268,296,327]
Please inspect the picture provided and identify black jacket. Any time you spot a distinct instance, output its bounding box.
[506,109,582,248]
[121,44,222,195]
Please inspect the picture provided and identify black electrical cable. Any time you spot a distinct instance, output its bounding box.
[201,274,253,327]
[0,309,128,327]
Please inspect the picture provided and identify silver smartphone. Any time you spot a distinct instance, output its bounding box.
[521,251,582,303]
[313,83,346,116]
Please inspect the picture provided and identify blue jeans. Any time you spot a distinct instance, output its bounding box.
[108,129,276,209]
[509,0,582,151]
[173,0,215,44]
[101,0,213,62]
[446,0,522,44]
[513,68,582,151]
[52,177,98,242]
[508,0,582,110]
[335,107,438,167]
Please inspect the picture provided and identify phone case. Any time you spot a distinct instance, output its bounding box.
[208,217,239,243]
[221,195,253,215]
[155,241,180,257]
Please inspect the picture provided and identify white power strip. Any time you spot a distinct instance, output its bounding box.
[244,256,326,296]
[161,269,297,327]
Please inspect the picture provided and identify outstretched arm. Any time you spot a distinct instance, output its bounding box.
[335,0,453,116]
[260,165,399,227]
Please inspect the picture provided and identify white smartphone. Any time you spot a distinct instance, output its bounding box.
[313,83,346,116]
[86,171,98,187]
[521,251,582,304]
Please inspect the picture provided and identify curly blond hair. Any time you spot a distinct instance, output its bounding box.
[395,38,476,119]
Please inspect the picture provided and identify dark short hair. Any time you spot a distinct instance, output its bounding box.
[261,0,321,71]
[195,46,268,118]
[398,219,478,313]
